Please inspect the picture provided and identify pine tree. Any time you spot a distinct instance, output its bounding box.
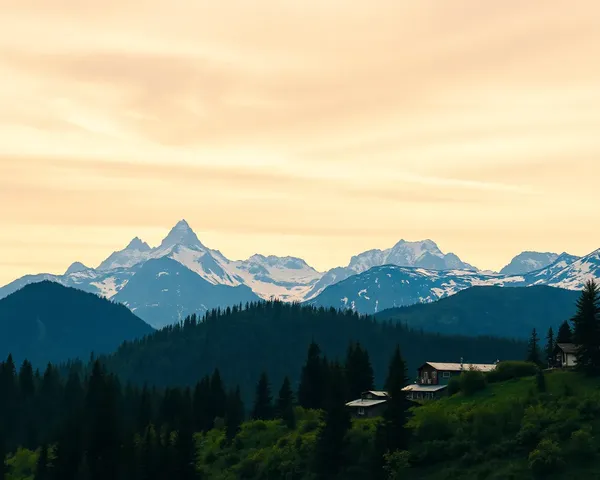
[572,280,600,375]
[192,377,212,432]
[527,328,542,366]
[375,345,411,474]
[19,360,35,399]
[298,341,326,410]
[345,342,375,401]
[545,328,555,368]
[557,320,573,343]
[138,385,153,433]
[225,387,244,443]
[313,361,351,478]
[251,372,273,420]
[209,369,227,423]
[35,444,50,480]
[276,376,296,429]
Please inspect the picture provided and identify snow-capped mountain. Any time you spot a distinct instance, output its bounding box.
[307,250,600,314]
[306,265,525,313]
[499,251,578,275]
[304,239,476,299]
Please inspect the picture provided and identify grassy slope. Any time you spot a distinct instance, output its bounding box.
[193,371,600,480]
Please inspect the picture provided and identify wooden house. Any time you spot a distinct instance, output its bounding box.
[554,343,578,368]
[345,391,389,418]
[402,361,497,401]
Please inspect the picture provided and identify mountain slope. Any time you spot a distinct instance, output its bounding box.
[500,251,578,275]
[0,281,153,366]
[112,257,260,328]
[375,285,580,338]
[102,301,526,403]
[306,265,526,313]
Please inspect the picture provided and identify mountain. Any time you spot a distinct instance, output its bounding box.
[112,257,260,328]
[305,265,525,313]
[304,239,477,299]
[0,281,153,366]
[500,251,578,275]
[102,301,526,403]
[375,285,580,339]
[529,249,600,290]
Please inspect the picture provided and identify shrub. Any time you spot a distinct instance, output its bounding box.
[383,450,411,479]
[528,438,564,477]
[447,377,461,396]
[487,361,539,383]
[459,369,487,396]
[569,428,596,461]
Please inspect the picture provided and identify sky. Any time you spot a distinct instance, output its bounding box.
[1,0,600,285]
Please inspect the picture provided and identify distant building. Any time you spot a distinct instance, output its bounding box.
[346,391,389,418]
[554,343,578,368]
[402,361,497,401]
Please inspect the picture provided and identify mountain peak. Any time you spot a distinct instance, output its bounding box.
[65,262,89,275]
[159,220,204,250]
[126,237,151,252]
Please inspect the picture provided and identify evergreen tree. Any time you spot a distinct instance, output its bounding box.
[557,320,573,343]
[251,372,273,420]
[345,342,375,401]
[225,387,244,443]
[544,327,555,368]
[527,328,542,366]
[314,361,351,478]
[192,377,212,432]
[138,385,153,433]
[209,369,227,423]
[375,345,411,475]
[19,360,35,399]
[276,376,296,429]
[572,280,600,375]
[35,444,50,480]
[298,341,326,410]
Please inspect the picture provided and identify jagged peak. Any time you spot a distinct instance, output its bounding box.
[65,262,89,275]
[159,219,205,250]
[126,237,151,252]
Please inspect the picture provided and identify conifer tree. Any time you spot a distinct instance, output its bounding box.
[375,345,411,474]
[545,327,555,368]
[527,328,542,366]
[35,444,50,480]
[19,360,35,399]
[572,280,600,375]
[225,387,244,443]
[314,361,351,477]
[138,385,153,433]
[298,341,326,410]
[345,342,375,401]
[192,377,212,432]
[209,369,227,422]
[276,376,296,429]
[251,372,273,420]
[557,320,573,343]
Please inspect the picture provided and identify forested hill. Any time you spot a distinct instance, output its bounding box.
[0,281,154,366]
[101,301,526,402]
[375,285,580,339]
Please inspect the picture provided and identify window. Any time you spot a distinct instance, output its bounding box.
[358,407,365,416]
[442,372,451,378]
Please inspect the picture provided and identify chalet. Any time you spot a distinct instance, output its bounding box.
[554,343,578,368]
[346,391,389,418]
[402,361,497,401]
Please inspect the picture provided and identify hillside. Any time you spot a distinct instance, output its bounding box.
[375,285,580,338]
[101,301,526,403]
[0,281,153,366]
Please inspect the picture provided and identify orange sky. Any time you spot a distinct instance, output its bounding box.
[1,0,600,284]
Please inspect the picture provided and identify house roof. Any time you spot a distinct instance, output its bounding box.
[556,343,579,354]
[346,398,388,408]
[402,384,448,393]
[363,390,389,397]
[421,362,497,373]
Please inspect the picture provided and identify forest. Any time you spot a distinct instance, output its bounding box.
[1,281,599,479]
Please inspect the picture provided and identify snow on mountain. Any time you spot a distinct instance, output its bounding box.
[306,265,525,314]
[531,250,600,291]
[97,237,152,271]
[499,251,576,275]
[304,239,477,300]
[64,262,90,275]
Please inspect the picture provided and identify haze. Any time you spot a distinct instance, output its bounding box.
[1,0,600,285]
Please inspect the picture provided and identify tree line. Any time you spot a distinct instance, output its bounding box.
[0,339,411,479]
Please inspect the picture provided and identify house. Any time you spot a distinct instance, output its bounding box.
[554,343,578,368]
[346,391,389,418]
[402,361,497,401]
